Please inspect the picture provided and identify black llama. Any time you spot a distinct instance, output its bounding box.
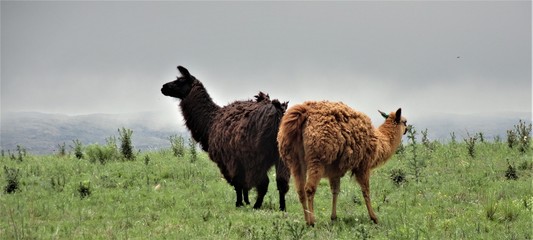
[161,66,290,210]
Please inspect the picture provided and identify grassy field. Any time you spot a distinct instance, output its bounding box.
[1,130,532,239]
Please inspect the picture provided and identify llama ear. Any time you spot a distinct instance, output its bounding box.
[394,108,402,124]
[378,110,389,119]
[177,66,192,78]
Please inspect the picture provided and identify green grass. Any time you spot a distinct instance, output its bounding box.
[1,141,531,239]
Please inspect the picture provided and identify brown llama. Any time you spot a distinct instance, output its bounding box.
[161,66,290,210]
[277,101,407,225]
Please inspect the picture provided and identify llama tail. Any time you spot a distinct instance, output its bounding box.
[277,104,308,165]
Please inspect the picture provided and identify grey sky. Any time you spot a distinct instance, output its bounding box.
[1,1,531,124]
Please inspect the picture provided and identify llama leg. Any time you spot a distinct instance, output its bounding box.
[234,184,244,207]
[276,160,290,211]
[305,163,324,226]
[356,173,378,224]
[290,165,309,223]
[253,177,269,209]
[243,188,250,205]
[276,177,289,211]
[329,176,341,221]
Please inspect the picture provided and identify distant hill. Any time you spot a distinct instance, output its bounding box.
[413,111,531,141]
[1,111,188,155]
[0,111,531,155]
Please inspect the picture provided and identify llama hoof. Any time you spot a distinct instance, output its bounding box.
[371,218,379,224]
[330,216,337,221]
[252,204,262,209]
[236,202,244,208]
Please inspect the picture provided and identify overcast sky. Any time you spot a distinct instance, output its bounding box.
[1,1,531,123]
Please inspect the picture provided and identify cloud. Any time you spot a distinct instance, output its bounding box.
[1,1,530,118]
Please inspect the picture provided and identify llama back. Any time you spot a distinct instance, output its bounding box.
[209,99,285,187]
[307,101,377,172]
[279,101,377,173]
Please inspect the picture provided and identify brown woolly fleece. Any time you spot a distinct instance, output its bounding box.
[277,101,407,225]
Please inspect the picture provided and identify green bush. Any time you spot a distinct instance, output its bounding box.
[515,120,532,153]
[505,160,518,180]
[3,166,20,194]
[85,143,119,164]
[464,132,477,158]
[406,125,425,183]
[78,180,91,199]
[507,129,517,149]
[118,127,135,161]
[189,137,197,163]
[390,168,407,186]
[169,135,185,157]
[57,142,67,157]
[71,139,84,159]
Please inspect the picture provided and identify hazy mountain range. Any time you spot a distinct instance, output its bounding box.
[1,111,188,155]
[1,111,531,155]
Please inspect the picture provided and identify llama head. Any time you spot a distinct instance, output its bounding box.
[379,108,408,135]
[280,101,289,112]
[272,100,289,113]
[161,66,197,99]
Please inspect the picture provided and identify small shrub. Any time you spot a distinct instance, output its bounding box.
[9,150,15,161]
[501,201,520,222]
[57,142,67,157]
[523,197,533,211]
[78,180,91,199]
[505,160,518,180]
[144,155,151,186]
[477,132,485,143]
[390,168,407,186]
[4,166,20,194]
[421,128,433,150]
[50,175,66,192]
[85,143,119,164]
[450,132,457,145]
[189,137,197,163]
[99,175,118,189]
[144,155,151,166]
[15,145,26,162]
[507,129,517,149]
[106,136,118,150]
[355,224,371,240]
[169,135,185,157]
[406,125,424,183]
[285,221,307,240]
[484,201,497,221]
[118,127,135,161]
[71,139,84,159]
[202,209,212,222]
[464,132,477,158]
[352,195,363,205]
[518,159,532,170]
[515,120,532,153]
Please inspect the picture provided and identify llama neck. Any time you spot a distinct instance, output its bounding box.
[371,122,402,169]
[179,82,220,151]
